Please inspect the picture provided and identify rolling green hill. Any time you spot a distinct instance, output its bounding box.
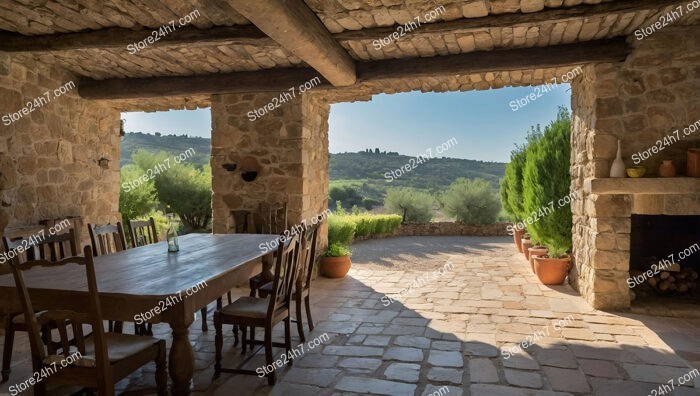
[330,151,504,191]
[120,133,506,205]
[120,132,211,168]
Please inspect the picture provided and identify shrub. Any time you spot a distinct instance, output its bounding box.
[326,215,356,257]
[362,197,380,211]
[385,188,434,223]
[504,125,542,222]
[522,108,572,255]
[129,149,212,232]
[341,214,403,237]
[442,178,501,224]
[499,175,514,221]
[119,164,158,222]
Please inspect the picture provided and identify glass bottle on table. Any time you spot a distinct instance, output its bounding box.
[166,213,179,252]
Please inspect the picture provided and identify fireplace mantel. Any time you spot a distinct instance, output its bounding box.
[584,178,700,195]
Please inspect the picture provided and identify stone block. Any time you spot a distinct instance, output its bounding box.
[592,250,629,271]
[591,134,618,159]
[632,195,664,214]
[588,195,632,218]
[595,98,623,119]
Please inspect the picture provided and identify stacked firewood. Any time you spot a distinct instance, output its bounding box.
[633,268,700,294]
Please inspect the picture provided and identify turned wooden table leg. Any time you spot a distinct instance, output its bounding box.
[169,322,195,396]
[261,252,274,281]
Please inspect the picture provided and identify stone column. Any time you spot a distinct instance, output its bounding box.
[210,91,329,250]
[571,64,632,310]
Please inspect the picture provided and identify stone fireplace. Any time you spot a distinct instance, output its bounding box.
[569,23,700,310]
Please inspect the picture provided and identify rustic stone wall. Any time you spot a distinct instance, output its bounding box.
[388,222,511,238]
[0,54,121,247]
[570,25,700,310]
[210,91,329,250]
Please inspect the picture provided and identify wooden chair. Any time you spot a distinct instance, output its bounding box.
[258,221,320,342]
[1,229,78,383]
[87,222,127,256]
[87,222,127,333]
[214,233,300,385]
[8,245,167,395]
[127,217,158,248]
[125,218,159,336]
[249,202,288,298]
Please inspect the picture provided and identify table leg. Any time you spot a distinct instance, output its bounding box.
[261,252,275,282]
[169,323,195,396]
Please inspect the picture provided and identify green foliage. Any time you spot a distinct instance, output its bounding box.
[523,107,572,254]
[326,243,351,257]
[329,185,363,209]
[119,164,158,222]
[503,125,542,222]
[121,132,210,169]
[362,197,379,211]
[129,149,212,232]
[441,178,501,224]
[326,215,356,257]
[330,152,505,192]
[340,214,403,238]
[385,188,434,223]
[500,176,513,220]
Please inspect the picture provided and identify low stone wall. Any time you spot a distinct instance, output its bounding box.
[354,222,511,240]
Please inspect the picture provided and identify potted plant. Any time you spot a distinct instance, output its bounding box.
[522,108,573,285]
[534,245,571,285]
[528,244,548,273]
[513,227,526,253]
[321,215,356,278]
[521,235,532,260]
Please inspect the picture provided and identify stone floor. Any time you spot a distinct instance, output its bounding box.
[1,236,699,395]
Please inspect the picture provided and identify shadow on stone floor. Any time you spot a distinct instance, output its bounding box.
[2,236,700,395]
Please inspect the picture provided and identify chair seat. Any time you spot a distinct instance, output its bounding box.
[44,333,161,367]
[221,297,269,319]
[11,313,25,325]
[259,281,305,298]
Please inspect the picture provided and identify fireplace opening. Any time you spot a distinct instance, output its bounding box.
[629,215,700,301]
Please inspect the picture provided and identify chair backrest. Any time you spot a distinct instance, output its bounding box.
[259,202,287,235]
[88,222,127,256]
[2,229,78,263]
[9,246,108,373]
[231,210,256,234]
[267,233,300,318]
[298,222,320,291]
[127,217,158,248]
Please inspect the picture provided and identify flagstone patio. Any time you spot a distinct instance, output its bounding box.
[2,236,699,395]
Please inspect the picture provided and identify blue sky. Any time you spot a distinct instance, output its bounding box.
[122,85,570,163]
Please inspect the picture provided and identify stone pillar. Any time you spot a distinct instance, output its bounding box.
[570,64,633,310]
[210,91,329,250]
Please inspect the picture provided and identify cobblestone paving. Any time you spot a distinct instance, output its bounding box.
[1,236,699,395]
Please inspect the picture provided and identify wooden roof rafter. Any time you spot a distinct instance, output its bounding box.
[78,38,630,100]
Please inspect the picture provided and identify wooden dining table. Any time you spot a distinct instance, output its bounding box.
[0,233,279,396]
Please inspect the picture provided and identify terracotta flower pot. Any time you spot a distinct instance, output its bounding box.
[321,256,351,278]
[513,228,526,253]
[521,239,532,260]
[534,255,571,285]
[528,246,548,273]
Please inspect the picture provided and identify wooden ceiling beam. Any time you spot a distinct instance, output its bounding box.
[78,68,327,99]
[227,0,356,86]
[78,38,629,100]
